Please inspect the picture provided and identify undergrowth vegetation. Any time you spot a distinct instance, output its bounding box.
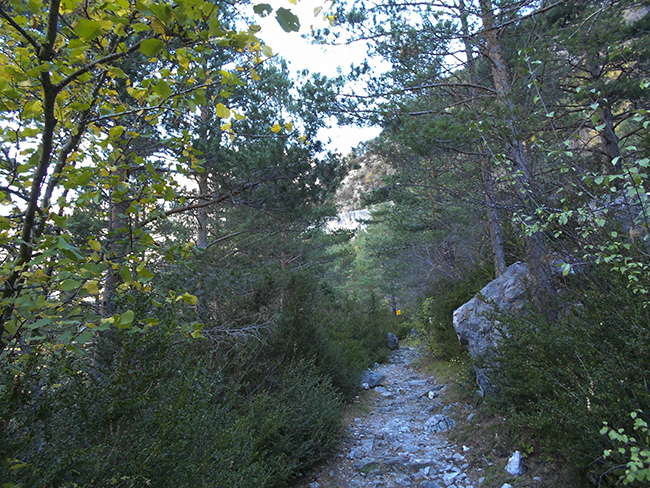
[0,272,394,487]
[486,272,650,485]
[409,266,492,361]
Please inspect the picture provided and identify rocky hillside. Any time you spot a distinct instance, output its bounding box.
[334,150,395,213]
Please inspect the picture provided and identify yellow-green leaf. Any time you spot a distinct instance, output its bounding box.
[61,279,79,291]
[271,123,282,133]
[76,330,94,344]
[182,292,198,305]
[4,320,16,335]
[150,18,167,36]
[51,213,67,228]
[176,48,189,68]
[60,0,81,14]
[216,103,230,118]
[138,267,154,281]
[120,266,132,283]
[109,125,124,138]
[116,310,134,329]
[154,79,172,98]
[83,280,100,295]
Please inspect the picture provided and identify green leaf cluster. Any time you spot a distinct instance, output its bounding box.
[602,411,650,485]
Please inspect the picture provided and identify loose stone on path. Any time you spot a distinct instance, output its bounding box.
[296,346,479,488]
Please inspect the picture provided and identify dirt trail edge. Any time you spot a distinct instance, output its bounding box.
[297,346,483,488]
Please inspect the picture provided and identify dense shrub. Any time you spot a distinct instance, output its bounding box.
[1,326,342,487]
[272,274,393,400]
[2,327,234,487]
[486,274,650,485]
[0,271,392,487]
[244,359,341,482]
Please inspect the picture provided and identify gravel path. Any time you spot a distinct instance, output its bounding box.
[297,346,482,488]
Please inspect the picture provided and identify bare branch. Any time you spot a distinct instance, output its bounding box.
[140,179,268,228]
[205,231,248,250]
[492,0,568,31]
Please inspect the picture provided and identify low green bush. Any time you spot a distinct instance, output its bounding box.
[1,330,342,487]
[1,326,238,487]
[1,270,392,487]
[486,274,650,486]
[245,359,341,483]
[273,275,393,400]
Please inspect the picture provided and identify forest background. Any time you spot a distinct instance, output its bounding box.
[0,0,649,487]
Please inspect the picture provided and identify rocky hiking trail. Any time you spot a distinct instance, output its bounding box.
[295,346,489,488]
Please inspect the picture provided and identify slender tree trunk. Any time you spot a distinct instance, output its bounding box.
[0,75,58,352]
[194,168,210,326]
[197,171,209,249]
[583,59,621,171]
[599,102,621,168]
[103,165,129,316]
[481,156,507,275]
[197,105,211,249]
[461,1,507,276]
[479,0,554,304]
[428,165,440,222]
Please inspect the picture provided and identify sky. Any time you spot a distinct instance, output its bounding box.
[253,1,383,155]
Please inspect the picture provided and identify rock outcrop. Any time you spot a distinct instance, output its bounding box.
[452,262,530,395]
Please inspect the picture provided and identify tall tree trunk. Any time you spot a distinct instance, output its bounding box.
[103,165,129,316]
[599,102,621,169]
[197,171,209,248]
[196,105,211,249]
[479,0,555,305]
[481,156,507,275]
[428,165,440,222]
[461,0,507,276]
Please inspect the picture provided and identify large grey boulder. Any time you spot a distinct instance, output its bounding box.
[452,262,530,395]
